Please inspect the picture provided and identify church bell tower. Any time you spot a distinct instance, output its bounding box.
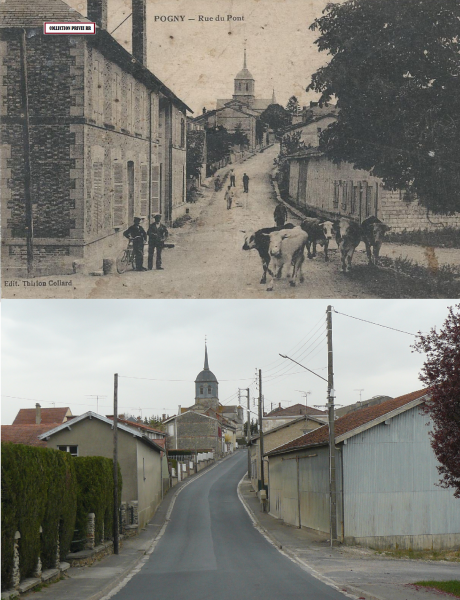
[195,344,219,409]
[233,45,255,103]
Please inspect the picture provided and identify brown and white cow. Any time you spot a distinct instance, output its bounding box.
[335,218,361,273]
[265,226,309,291]
[242,223,295,284]
[301,218,335,262]
[361,216,391,266]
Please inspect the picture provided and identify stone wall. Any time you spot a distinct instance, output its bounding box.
[175,412,220,456]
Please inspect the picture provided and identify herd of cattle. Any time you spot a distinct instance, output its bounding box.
[242,211,391,291]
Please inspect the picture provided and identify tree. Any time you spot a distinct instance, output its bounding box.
[186,130,206,179]
[259,104,291,133]
[413,304,460,498]
[230,123,250,149]
[285,96,300,116]
[206,125,232,164]
[308,0,460,214]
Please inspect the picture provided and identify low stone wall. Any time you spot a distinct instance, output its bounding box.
[66,539,122,568]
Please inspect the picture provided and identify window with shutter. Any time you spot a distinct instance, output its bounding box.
[140,164,148,217]
[151,165,160,214]
[92,162,104,232]
[112,162,125,227]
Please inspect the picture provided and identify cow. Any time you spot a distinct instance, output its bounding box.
[301,218,335,261]
[361,216,391,266]
[242,223,295,284]
[265,226,309,291]
[335,218,361,273]
[274,203,288,228]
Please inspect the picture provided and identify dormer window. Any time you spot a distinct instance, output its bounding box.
[208,386,212,394]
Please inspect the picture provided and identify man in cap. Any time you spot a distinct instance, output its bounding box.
[147,214,169,270]
[123,217,147,271]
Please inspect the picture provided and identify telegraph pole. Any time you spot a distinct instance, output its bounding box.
[239,388,252,478]
[327,306,337,547]
[113,374,119,554]
[258,369,265,492]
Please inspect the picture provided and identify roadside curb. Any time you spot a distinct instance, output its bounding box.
[94,453,236,600]
[236,476,387,600]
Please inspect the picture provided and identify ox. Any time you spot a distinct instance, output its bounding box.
[335,218,361,273]
[265,226,309,291]
[361,216,391,266]
[301,218,335,261]
[242,223,295,284]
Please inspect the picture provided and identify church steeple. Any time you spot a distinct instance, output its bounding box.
[204,343,209,370]
[233,43,255,102]
[271,88,276,104]
[195,342,219,407]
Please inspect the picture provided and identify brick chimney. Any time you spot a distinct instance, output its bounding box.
[162,414,166,421]
[87,0,108,30]
[132,0,147,65]
[35,403,41,424]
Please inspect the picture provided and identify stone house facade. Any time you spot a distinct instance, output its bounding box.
[0,0,191,276]
[165,411,225,457]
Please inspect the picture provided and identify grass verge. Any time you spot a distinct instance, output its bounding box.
[375,548,460,561]
[413,581,460,597]
[386,228,460,249]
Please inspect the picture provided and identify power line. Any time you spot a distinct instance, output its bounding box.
[332,308,417,336]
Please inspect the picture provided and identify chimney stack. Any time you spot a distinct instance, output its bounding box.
[162,413,166,421]
[132,0,147,65]
[35,403,41,424]
[178,405,181,415]
[87,0,108,30]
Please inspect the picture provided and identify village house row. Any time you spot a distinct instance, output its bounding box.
[1,0,190,276]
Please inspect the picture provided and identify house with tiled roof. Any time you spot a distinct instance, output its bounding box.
[263,402,327,432]
[249,413,325,492]
[266,389,460,550]
[1,424,53,447]
[39,412,168,530]
[12,404,72,425]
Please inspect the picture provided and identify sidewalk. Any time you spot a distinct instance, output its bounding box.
[20,457,228,600]
[238,477,460,600]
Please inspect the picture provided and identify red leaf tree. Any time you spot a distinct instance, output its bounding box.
[413,304,460,497]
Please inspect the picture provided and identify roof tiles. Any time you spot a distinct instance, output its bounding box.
[267,389,428,455]
[13,407,71,425]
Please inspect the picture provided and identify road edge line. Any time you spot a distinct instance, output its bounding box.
[96,453,237,600]
[237,474,386,600]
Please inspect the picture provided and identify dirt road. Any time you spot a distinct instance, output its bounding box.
[3,145,414,299]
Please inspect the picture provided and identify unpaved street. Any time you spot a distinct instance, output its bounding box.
[4,145,415,299]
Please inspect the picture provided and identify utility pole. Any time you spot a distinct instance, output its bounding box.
[239,388,252,479]
[327,306,337,547]
[113,374,119,555]
[258,369,265,492]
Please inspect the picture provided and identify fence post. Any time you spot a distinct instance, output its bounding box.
[12,531,21,589]
[34,526,43,578]
[55,530,60,569]
[86,513,95,549]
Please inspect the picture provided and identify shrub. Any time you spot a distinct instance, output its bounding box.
[1,444,77,591]
[73,457,122,550]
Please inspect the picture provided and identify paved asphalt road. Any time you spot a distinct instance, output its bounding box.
[109,451,348,600]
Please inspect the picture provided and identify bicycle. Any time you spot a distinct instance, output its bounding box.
[116,237,142,274]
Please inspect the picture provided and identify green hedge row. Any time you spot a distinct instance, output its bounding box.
[73,457,122,550]
[1,443,77,590]
[1,445,122,591]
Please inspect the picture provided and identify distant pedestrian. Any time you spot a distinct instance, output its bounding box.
[225,185,234,210]
[123,217,147,271]
[243,173,249,193]
[274,204,288,228]
[229,169,236,187]
[147,214,169,270]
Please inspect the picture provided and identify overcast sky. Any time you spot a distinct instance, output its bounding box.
[1,299,453,426]
[63,0,340,113]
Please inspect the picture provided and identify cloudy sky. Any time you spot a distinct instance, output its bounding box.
[1,299,452,426]
[63,0,340,113]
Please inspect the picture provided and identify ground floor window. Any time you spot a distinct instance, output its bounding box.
[58,445,78,456]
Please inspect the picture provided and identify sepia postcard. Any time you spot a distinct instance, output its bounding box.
[1,0,459,299]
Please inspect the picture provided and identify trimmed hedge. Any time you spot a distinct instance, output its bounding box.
[1,443,77,591]
[73,457,122,550]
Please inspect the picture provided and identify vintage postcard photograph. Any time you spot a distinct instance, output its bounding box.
[1,0,459,298]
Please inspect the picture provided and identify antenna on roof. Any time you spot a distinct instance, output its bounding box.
[354,389,365,403]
